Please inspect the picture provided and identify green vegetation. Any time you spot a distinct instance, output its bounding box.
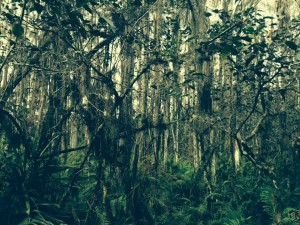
[0,0,299,224]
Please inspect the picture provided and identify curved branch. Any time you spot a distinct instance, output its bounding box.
[236,84,263,134]
[40,145,87,159]
[235,133,276,180]
[121,64,151,98]
[86,34,117,59]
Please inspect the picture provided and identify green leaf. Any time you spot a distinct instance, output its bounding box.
[189,85,195,90]
[90,0,98,6]
[32,2,44,14]
[99,15,117,32]
[263,16,274,19]
[165,71,174,77]
[245,26,255,34]
[285,41,298,51]
[151,85,157,89]
[275,56,288,62]
[83,4,93,14]
[245,54,256,66]
[76,0,90,7]
[223,44,239,55]
[12,24,24,37]
[183,79,193,84]
[182,26,192,35]
[26,200,30,216]
[185,36,197,43]
[132,0,142,6]
[9,39,15,46]
[240,36,252,42]
[90,30,108,37]
[204,12,212,17]
[4,13,17,23]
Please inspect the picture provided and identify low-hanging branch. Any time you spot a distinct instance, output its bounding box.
[118,122,168,139]
[235,134,276,180]
[40,145,88,160]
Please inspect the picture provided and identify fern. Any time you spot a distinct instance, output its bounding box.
[225,218,244,225]
[281,207,300,225]
[281,218,300,225]
[260,186,276,217]
[95,206,110,225]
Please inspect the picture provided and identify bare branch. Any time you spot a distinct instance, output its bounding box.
[245,112,268,142]
[86,35,117,60]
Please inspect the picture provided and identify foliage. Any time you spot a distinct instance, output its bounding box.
[0,0,299,225]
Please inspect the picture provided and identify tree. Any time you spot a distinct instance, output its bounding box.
[0,0,299,224]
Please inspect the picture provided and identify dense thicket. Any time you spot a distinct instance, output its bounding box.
[0,0,299,224]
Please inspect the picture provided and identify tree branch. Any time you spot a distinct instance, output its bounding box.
[235,134,276,179]
[236,84,263,134]
[120,64,151,98]
[40,145,87,159]
[245,112,268,142]
[86,35,117,59]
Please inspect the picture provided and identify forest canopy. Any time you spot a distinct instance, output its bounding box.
[0,0,299,224]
